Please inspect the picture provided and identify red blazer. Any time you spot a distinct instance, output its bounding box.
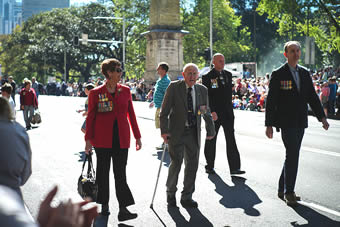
[85,83,141,149]
[20,88,38,107]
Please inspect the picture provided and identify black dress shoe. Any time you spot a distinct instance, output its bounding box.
[180,199,198,208]
[118,207,137,222]
[230,169,246,175]
[205,168,216,174]
[167,196,177,207]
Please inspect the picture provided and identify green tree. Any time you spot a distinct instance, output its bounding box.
[182,0,253,68]
[257,0,340,66]
[109,0,150,80]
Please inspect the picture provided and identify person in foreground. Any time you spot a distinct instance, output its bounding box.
[160,63,215,208]
[265,41,329,207]
[85,58,142,221]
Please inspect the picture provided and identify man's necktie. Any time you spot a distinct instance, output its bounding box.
[293,69,300,91]
[187,87,196,127]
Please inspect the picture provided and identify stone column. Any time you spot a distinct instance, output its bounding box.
[143,0,188,84]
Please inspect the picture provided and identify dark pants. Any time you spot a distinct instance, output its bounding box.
[279,128,305,194]
[166,127,199,200]
[328,99,336,115]
[204,117,241,171]
[95,123,134,207]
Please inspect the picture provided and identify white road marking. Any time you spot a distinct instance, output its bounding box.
[24,203,35,222]
[237,134,340,158]
[299,201,340,217]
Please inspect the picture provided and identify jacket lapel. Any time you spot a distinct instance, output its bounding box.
[180,81,188,111]
[194,85,200,112]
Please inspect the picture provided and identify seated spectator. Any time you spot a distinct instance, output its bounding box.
[246,100,257,111]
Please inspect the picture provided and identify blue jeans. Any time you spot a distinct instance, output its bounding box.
[278,128,305,194]
[23,105,34,128]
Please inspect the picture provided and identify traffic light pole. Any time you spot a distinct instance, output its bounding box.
[209,0,213,61]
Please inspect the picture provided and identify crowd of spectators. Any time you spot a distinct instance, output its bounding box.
[227,66,340,117]
[1,65,339,117]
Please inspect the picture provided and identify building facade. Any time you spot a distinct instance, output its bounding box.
[0,0,22,35]
[22,0,69,21]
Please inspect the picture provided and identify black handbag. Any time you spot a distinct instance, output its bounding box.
[77,153,98,201]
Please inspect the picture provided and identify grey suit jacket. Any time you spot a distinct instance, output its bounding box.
[160,80,215,147]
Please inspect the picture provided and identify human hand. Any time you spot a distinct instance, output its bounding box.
[38,186,98,227]
[265,126,273,139]
[161,134,170,144]
[211,112,218,121]
[46,200,84,227]
[21,105,24,110]
[321,117,329,130]
[136,138,142,150]
[37,186,58,227]
[149,102,154,108]
[85,140,92,154]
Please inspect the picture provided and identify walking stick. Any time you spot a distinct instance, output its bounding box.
[150,143,168,209]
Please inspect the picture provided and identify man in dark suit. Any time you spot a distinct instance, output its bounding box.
[265,41,329,207]
[203,53,245,175]
[160,63,215,208]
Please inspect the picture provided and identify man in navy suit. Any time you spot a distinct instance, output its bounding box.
[265,41,329,206]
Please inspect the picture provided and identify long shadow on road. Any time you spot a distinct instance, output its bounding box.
[291,203,340,226]
[168,206,213,227]
[208,174,262,216]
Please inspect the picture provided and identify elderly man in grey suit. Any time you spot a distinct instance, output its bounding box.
[160,63,216,208]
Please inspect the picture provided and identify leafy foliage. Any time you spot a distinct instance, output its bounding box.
[183,0,253,68]
[257,0,340,66]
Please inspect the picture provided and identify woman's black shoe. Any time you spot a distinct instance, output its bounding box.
[118,207,137,221]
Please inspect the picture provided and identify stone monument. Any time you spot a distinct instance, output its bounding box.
[143,0,188,83]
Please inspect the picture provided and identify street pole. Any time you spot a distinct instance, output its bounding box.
[209,0,213,61]
[64,50,66,82]
[93,16,125,66]
[123,15,126,68]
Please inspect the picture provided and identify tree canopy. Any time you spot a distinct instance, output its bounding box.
[0,0,338,84]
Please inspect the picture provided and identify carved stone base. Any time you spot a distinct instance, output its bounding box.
[143,29,188,84]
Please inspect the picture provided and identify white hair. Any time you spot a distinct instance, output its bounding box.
[183,63,199,73]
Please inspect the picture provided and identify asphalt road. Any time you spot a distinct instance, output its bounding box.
[17,95,340,227]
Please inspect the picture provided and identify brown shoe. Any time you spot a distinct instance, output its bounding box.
[285,193,300,207]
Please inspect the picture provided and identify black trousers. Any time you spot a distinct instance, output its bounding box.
[204,117,241,171]
[278,128,305,194]
[95,122,134,207]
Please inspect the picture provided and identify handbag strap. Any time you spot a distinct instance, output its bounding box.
[81,153,95,177]
[87,153,96,177]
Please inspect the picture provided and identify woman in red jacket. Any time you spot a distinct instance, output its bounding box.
[20,80,38,130]
[84,58,142,221]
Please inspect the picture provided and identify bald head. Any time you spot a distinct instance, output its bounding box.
[212,53,225,72]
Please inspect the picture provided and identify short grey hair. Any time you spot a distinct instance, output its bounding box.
[284,41,301,53]
[213,53,224,60]
[183,63,199,73]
